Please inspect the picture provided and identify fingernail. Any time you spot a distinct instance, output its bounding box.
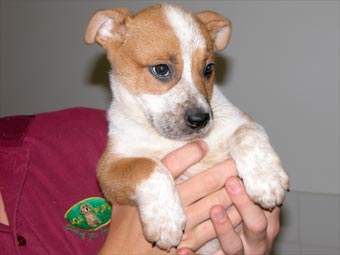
[227,177,242,194]
[211,206,226,223]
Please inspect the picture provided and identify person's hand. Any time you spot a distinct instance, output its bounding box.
[98,140,218,254]
[177,176,281,255]
[170,147,239,251]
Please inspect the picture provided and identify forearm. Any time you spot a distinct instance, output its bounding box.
[98,205,176,255]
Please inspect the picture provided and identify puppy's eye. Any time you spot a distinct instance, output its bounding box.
[203,63,214,78]
[150,64,171,80]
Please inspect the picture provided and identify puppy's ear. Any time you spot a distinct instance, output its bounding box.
[85,8,133,49]
[195,11,231,51]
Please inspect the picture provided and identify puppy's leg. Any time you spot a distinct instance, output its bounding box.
[97,147,186,250]
[229,122,289,209]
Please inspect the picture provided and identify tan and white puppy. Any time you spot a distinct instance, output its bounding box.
[85,4,289,253]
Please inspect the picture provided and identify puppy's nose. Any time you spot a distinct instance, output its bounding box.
[185,109,210,130]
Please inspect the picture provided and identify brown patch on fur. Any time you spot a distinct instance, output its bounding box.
[97,139,156,205]
[85,5,184,96]
[85,8,133,48]
[231,124,258,145]
[85,5,232,100]
[191,10,231,101]
[233,123,255,135]
[195,11,232,51]
[107,5,183,96]
[227,123,267,160]
[191,48,215,101]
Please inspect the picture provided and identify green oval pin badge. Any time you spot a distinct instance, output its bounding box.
[64,197,112,231]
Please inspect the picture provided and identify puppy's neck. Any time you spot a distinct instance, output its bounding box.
[107,73,156,135]
[109,74,144,118]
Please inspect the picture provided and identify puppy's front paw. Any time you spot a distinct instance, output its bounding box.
[135,169,186,250]
[242,161,289,209]
[231,123,289,209]
[141,199,186,250]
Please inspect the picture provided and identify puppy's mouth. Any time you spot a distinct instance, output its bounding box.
[149,107,213,141]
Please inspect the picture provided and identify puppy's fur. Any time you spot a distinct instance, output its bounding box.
[85,4,289,253]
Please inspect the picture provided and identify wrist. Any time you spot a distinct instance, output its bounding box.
[98,205,176,255]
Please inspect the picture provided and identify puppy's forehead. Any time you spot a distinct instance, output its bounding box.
[125,4,207,61]
[164,5,206,52]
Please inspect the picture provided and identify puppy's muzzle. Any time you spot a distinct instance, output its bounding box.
[185,109,210,130]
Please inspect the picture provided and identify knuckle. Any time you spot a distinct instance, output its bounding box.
[222,239,243,255]
[249,217,268,235]
[163,154,180,171]
[216,189,230,206]
[201,173,220,191]
[191,142,206,160]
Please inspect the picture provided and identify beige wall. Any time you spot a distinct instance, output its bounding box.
[1,1,339,254]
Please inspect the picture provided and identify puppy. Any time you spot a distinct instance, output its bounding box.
[85,3,289,253]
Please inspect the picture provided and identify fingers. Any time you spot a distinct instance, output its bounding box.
[161,141,208,178]
[179,206,242,252]
[264,207,281,242]
[178,160,237,206]
[225,177,269,253]
[210,205,244,255]
[184,188,230,230]
[178,176,279,255]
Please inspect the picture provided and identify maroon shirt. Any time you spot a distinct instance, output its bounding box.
[0,108,110,254]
